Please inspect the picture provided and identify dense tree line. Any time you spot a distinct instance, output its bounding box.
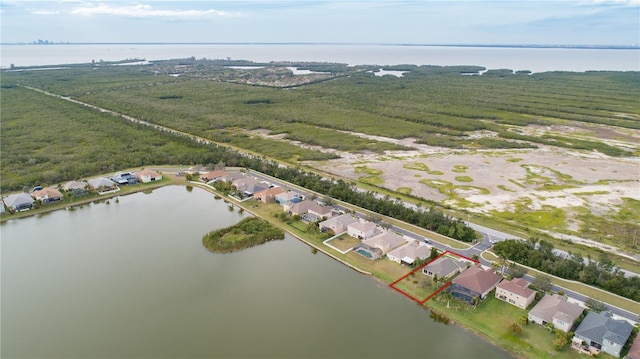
[493,239,640,301]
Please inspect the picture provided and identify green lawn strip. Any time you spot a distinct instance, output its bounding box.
[426,295,583,359]
[392,271,435,300]
[326,234,360,251]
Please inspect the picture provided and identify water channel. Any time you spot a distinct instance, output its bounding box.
[1,186,512,358]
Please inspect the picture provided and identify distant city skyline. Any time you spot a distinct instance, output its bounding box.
[1,1,639,46]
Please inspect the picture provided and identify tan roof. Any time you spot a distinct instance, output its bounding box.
[452,265,502,294]
[388,241,431,261]
[289,200,323,214]
[362,231,405,254]
[200,170,227,181]
[254,187,285,197]
[319,213,358,229]
[136,169,161,178]
[31,187,62,199]
[348,221,377,232]
[497,278,536,298]
[63,181,88,190]
[528,294,584,325]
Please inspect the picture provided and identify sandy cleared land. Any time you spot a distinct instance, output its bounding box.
[253,124,640,257]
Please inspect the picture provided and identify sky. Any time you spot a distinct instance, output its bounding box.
[0,1,638,45]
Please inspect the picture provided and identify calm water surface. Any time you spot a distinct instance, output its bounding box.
[2,43,638,72]
[1,186,512,358]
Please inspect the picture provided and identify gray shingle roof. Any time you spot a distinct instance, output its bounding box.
[575,311,633,346]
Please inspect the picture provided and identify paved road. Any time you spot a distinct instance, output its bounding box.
[245,169,639,323]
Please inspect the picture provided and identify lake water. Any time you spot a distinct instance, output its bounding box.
[1,186,511,358]
[1,43,638,72]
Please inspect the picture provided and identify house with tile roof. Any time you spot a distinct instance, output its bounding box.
[136,169,162,183]
[423,256,468,279]
[319,214,358,234]
[253,187,285,204]
[3,193,35,211]
[200,170,227,182]
[275,191,303,206]
[528,293,584,332]
[495,278,536,309]
[88,177,119,194]
[347,221,378,240]
[449,265,502,304]
[361,231,406,255]
[572,311,633,358]
[625,333,640,359]
[31,187,63,204]
[387,240,432,265]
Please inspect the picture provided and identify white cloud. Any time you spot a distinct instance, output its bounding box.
[32,10,61,15]
[70,3,240,18]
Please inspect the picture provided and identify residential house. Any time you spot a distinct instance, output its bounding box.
[449,265,502,304]
[625,333,640,359]
[31,187,63,204]
[63,181,88,196]
[136,169,162,183]
[275,191,303,206]
[423,256,468,279]
[495,278,536,309]
[232,177,268,198]
[288,199,321,216]
[218,172,246,183]
[200,170,227,182]
[573,311,633,358]
[308,204,334,220]
[387,240,432,265]
[361,231,406,255]
[319,214,358,234]
[3,193,35,211]
[347,221,378,240]
[253,187,285,204]
[528,294,584,333]
[88,177,119,194]
[112,172,138,185]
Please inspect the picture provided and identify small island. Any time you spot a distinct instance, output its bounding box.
[202,217,285,253]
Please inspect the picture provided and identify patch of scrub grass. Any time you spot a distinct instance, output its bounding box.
[355,166,383,176]
[397,187,413,195]
[508,179,526,188]
[403,162,444,175]
[573,190,610,196]
[452,165,468,173]
[497,184,516,192]
[491,204,567,231]
[456,186,490,195]
[506,157,523,163]
[455,176,474,183]
[536,184,578,191]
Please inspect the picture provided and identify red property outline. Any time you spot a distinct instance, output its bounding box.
[389,250,479,304]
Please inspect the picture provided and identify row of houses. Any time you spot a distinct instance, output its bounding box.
[201,170,639,358]
[1,169,162,212]
[422,257,636,358]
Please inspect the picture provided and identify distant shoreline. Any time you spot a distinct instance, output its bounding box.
[1,42,638,50]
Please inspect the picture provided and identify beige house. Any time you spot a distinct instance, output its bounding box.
[319,214,358,234]
[200,170,227,182]
[31,187,63,204]
[387,240,431,265]
[361,231,406,255]
[423,257,468,279]
[347,221,378,240]
[495,278,536,309]
[528,294,584,332]
[253,187,285,203]
[136,169,162,183]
